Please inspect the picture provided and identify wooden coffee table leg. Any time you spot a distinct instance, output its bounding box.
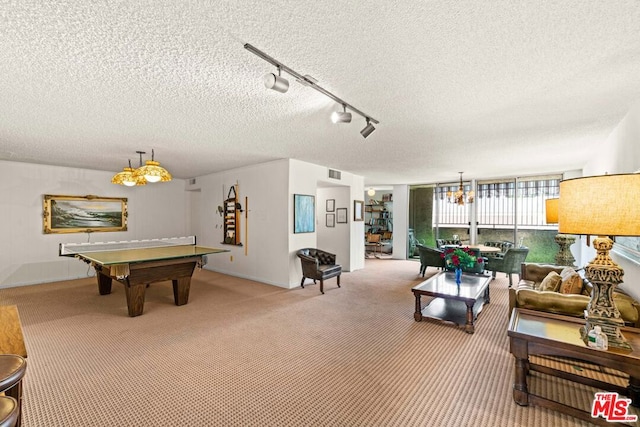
[463,302,475,333]
[413,293,423,321]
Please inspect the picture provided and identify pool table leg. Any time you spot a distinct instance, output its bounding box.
[173,278,191,306]
[124,282,147,317]
[95,270,113,295]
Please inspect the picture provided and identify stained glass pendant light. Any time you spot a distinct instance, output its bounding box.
[111,160,146,186]
[134,149,172,183]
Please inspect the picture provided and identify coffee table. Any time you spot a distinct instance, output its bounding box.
[412,271,491,333]
[508,308,640,425]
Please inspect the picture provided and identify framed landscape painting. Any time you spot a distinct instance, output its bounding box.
[43,194,128,234]
[294,194,315,233]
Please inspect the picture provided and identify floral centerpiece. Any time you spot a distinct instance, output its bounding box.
[441,247,483,269]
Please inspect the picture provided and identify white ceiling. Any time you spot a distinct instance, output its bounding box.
[1,1,640,186]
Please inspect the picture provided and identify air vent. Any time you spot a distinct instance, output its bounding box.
[328,169,341,180]
[189,178,196,185]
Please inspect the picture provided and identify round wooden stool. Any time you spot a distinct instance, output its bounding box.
[0,355,27,427]
[0,396,19,427]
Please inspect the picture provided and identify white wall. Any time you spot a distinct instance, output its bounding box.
[580,103,640,302]
[187,159,291,287]
[0,160,189,287]
[392,185,409,259]
[187,159,364,290]
[317,186,351,268]
[288,159,364,287]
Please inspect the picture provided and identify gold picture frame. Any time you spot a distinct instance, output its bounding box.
[43,194,128,234]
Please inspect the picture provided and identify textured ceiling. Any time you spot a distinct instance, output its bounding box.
[1,1,640,185]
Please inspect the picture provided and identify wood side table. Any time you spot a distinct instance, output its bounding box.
[508,308,640,426]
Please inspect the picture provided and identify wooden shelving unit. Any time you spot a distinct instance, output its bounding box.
[223,185,242,246]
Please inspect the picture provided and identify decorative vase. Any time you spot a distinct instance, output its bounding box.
[455,267,462,285]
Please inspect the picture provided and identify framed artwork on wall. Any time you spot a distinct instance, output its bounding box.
[326,199,335,212]
[354,200,364,221]
[43,194,128,234]
[326,213,335,227]
[294,194,315,233]
[336,208,347,224]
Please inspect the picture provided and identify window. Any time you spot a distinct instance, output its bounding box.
[476,176,560,229]
[434,181,472,227]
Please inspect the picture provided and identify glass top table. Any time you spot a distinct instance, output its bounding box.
[411,271,492,333]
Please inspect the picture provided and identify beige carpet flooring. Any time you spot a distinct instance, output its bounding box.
[1,259,634,426]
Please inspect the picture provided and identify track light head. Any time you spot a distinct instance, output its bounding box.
[360,118,376,138]
[331,104,352,123]
[263,66,289,93]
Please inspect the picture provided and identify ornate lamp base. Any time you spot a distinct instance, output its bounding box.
[554,234,576,267]
[581,236,631,350]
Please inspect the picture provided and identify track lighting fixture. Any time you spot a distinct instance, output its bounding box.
[360,118,376,138]
[244,43,379,134]
[263,66,289,93]
[331,104,352,124]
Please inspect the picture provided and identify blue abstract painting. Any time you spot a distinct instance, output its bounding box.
[294,194,315,233]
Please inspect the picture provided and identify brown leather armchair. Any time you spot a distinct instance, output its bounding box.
[510,263,640,327]
[297,248,342,294]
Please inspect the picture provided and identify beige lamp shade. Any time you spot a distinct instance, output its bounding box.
[558,174,640,236]
[545,198,559,224]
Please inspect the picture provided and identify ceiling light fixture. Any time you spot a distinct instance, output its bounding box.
[263,65,289,93]
[367,188,376,197]
[360,118,376,138]
[447,172,475,205]
[331,104,352,124]
[134,150,172,183]
[244,43,379,133]
[111,159,146,186]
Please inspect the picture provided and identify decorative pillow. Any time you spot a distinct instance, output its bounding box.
[559,267,583,294]
[539,271,562,292]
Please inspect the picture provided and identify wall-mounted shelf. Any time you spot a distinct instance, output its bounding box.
[222,185,242,246]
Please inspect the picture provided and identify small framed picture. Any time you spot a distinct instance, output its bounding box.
[354,200,364,221]
[326,199,335,212]
[336,208,348,224]
[326,213,335,227]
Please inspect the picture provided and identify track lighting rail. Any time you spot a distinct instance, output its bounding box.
[244,43,379,125]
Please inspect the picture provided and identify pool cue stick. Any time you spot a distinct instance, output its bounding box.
[244,196,248,255]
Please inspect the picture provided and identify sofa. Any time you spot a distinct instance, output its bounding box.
[509,263,640,327]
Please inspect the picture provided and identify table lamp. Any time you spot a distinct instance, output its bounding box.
[558,173,640,350]
[545,198,576,266]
